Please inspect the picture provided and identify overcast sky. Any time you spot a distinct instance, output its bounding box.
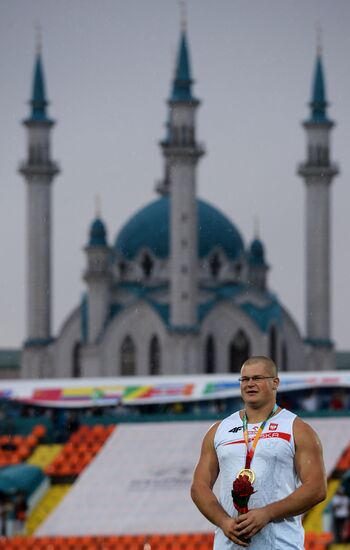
[1,0,349,352]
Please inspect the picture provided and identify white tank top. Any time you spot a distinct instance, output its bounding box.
[213,408,304,550]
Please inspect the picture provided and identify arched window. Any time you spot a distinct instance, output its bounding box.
[72,342,81,378]
[281,341,288,371]
[209,253,222,278]
[269,326,277,363]
[149,335,161,375]
[229,330,250,372]
[120,336,136,376]
[205,335,216,374]
[141,253,153,278]
[119,260,127,278]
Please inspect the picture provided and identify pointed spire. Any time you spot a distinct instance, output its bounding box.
[308,46,331,124]
[170,29,195,103]
[27,32,52,123]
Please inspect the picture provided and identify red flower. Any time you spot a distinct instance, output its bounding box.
[231,474,255,515]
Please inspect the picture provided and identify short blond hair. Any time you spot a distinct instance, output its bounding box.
[241,356,278,377]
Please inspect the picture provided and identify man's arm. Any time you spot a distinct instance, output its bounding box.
[235,417,327,539]
[191,422,249,547]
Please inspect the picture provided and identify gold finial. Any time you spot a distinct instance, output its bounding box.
[316,22,323,56]
[179,0,187,32]
[95,195,101,218]
[35,21,42,55]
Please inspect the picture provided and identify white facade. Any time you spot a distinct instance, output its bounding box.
[19,36,338,380]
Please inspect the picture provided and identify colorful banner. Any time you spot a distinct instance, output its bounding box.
[0,372,349,408]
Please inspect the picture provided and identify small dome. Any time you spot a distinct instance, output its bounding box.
[88,218,107,247]
[249,238,266,266]
[115,197,244,261]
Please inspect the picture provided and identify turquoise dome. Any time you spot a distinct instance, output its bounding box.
[115,197,244,260]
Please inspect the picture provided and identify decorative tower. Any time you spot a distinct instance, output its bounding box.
[19,44,59,349]
[83,213,111,343]
[248,236,269,291]
[298,48,338,369]
[161,24,204,329]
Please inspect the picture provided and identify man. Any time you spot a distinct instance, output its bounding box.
[191,356,326,548]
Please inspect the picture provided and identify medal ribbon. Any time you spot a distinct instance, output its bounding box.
[242,403,278,469]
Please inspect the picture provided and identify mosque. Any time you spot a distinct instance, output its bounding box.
[19,25,338,379]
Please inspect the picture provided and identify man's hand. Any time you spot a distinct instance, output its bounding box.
[235,507,271,539]
[220,517,250,547]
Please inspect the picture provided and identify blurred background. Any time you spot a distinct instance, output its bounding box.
[0,1,350,548]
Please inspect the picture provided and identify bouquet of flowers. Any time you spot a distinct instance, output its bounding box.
[231,473,255,515]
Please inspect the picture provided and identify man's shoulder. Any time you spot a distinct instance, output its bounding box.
[279,406,297,417]
[213,410,242,444]
[292,415,323,449]
[219,410,241,427]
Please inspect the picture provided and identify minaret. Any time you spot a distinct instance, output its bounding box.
[161,23,204,328]
[19,43,59,346]
[298,47,338,368]
[248,237,269,291]
[83,211,111,343]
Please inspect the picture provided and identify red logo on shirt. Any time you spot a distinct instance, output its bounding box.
[268,423,278,431]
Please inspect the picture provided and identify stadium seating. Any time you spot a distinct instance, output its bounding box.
[44,425,115,478]
[304,532,333,550]
[0,424,46,467]
[0,415,348,547]
[0,532,215,549]
[37,422,214,537]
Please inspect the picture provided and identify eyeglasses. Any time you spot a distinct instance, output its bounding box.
[238,376,276,383]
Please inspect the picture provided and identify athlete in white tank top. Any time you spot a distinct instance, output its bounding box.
[191,357,326,549]
[214,408,303,549]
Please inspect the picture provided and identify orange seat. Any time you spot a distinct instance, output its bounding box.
[12,435,24,446]
[32,424,47,438]
[27,434,39,448]
[17,445,30,459]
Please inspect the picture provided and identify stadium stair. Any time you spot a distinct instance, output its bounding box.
[25,484,71,535]
[26,443,63,469]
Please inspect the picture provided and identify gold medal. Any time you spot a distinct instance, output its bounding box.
[237,468,256,484]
